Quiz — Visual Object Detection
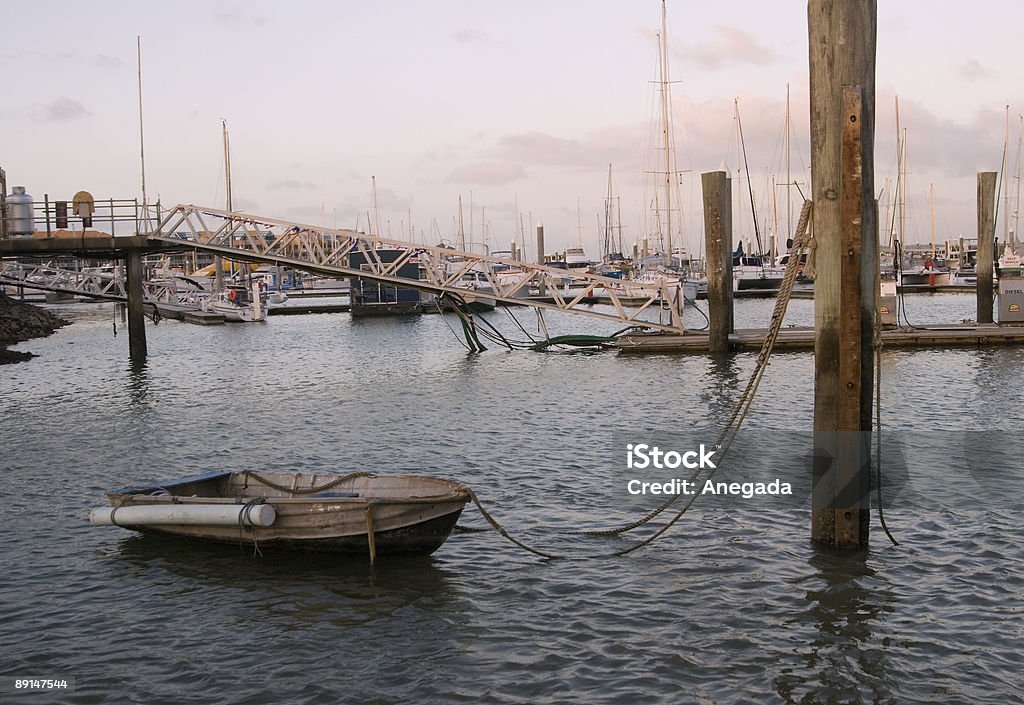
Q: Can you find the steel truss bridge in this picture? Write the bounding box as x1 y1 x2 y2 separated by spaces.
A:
0 261 180 303
1 204 689 334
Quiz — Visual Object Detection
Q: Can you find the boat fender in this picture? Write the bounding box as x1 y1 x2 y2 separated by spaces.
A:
229 288 238 303
89 503 277 527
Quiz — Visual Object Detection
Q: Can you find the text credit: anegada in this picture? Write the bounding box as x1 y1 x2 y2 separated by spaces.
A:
626 443 793 499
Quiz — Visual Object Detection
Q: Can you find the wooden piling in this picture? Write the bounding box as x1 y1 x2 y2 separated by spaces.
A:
977 171 997 324
701 171 733 352
125 248 148 361
808 0 876 548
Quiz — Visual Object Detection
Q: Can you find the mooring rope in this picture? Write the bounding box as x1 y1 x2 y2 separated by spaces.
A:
458 484 558 560
238 496 266 557
462 200 817 558
240 470 374 495
874 277 899 546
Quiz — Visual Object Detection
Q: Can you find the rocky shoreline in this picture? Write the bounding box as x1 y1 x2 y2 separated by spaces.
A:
0 292 70 364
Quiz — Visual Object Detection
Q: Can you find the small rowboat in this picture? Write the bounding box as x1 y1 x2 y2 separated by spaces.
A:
90 471 470 562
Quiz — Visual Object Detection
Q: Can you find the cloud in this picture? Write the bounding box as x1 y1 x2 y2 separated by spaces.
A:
213 6 268 28
485 126 646 175
33 97 91 122
678 25 778 70
445 162 528 186
958 59 991 81
452 29 490 46
267 179 318 190
93 54 124 69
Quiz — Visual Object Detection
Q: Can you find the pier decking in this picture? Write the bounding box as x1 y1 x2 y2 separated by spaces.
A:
617 323 1024 353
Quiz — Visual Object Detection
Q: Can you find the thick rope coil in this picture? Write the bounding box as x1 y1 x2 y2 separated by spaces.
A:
240 470 375 495
460 201 821 559
583 199 815 541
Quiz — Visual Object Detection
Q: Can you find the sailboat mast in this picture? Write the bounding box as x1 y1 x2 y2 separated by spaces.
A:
930 183 935 260
577 197 583 247
1004 105 1010 243
457 195 465 251
136 36 148 224
735 98 763 263
604 163 614 257
659 0 673 265
371 176 381 236
895 95 904 248
1015 116 1023 247
222 119 232 212
785 82 792 238
616 196 623 255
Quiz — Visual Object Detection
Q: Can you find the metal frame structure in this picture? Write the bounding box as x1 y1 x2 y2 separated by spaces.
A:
152 205 686 333
0 260 181 303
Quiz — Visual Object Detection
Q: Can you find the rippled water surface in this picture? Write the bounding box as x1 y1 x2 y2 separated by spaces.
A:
1 294 1021 704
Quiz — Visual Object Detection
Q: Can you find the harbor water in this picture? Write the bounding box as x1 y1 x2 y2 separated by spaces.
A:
1 293 1021 704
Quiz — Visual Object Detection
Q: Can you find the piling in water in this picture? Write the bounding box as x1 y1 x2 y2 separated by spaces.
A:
977 171 997 324
807 0 877 549
701 171 733 352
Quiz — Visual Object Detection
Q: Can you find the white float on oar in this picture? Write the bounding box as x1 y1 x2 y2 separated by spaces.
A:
89 503 276 528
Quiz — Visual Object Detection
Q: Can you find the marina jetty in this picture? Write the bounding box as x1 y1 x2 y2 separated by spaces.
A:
0 291 68 363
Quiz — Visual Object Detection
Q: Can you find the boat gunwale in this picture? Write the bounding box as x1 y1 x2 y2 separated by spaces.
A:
105 492 470 506
105 472 470 506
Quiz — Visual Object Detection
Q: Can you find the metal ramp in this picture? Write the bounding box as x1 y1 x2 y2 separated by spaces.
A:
151 205 687 334
0 260 183 303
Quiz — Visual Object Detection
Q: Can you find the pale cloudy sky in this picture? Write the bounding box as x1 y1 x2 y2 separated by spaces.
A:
2 1 1022 255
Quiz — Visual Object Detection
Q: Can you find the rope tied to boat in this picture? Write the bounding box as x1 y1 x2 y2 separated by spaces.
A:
460 200 821 559
238 497 266 557
240 470 374 495
457 484 558 560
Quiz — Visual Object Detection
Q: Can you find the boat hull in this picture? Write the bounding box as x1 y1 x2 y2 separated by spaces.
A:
94 472 469 557
133 507 464 555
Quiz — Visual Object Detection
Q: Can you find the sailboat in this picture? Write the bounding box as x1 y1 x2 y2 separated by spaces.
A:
201 119 269 322
732 98 784 295
629 2 698 304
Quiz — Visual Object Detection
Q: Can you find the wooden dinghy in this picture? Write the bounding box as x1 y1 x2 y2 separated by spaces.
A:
90 471 470 561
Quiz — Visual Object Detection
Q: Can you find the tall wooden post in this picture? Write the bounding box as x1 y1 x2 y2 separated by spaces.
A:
702 171 733 351
808 0 877 548
125 249 148 361
977 172 997 324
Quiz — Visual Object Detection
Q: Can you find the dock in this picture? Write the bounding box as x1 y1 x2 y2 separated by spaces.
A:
617 323 1024 353
149 299 351 324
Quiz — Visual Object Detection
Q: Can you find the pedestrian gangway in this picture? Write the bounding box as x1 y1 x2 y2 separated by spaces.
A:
0 260 180 304
150 205 688 333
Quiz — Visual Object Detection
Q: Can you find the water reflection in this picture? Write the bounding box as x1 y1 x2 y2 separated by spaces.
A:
701 353 743 419
107 533 461 627
126 358 151 409
775 546 895 703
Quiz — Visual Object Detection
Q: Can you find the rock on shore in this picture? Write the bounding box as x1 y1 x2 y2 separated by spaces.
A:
0 293 71 364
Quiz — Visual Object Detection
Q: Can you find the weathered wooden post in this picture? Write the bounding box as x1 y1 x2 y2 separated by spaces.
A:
125 248 148 361
977 172 997 324
808 0 877 548
701 171 733 352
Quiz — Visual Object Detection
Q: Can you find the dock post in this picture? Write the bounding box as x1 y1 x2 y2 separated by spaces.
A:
125 248 148 361
701 171 733 351
977 171 997 324
808 0 876 548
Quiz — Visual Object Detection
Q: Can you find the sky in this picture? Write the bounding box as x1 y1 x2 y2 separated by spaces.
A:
3 1 1023 257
